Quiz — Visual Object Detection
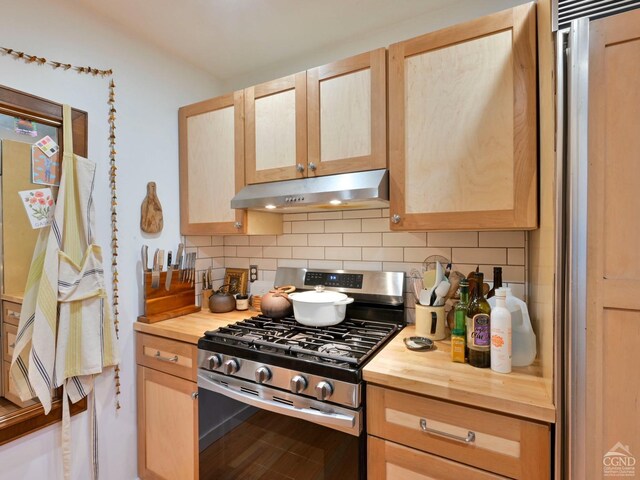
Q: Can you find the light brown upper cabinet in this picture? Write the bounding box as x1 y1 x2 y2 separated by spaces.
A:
307 48 387 176
245 73 308 184
388 3 537 231
179 92 282 235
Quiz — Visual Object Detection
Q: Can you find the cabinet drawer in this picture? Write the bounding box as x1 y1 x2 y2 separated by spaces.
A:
3 322 17 360
368 435 507 480
367 385 550 479
3 301 21 327
136 333 197 382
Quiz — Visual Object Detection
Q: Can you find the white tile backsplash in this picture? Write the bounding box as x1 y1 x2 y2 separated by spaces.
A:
344 232 382 247
291 220 325 234
186 236 212 247
361 218 390 232
382 232 426 247
324 219 362 233
292 246 325 259
479 231 525 248
188 209 528 314
342 209 382 219
236 246 263 258
198 245 224 258
249 235 277 246
223 235 250 246
277 234 308 246
427 231 478 247
326 246 362 260
362 247 404 262
308 211 342 220
308 233 343 246
403 247 452 263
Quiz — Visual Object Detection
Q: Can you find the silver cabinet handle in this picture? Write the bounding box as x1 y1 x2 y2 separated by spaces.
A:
420 418 475 444
308 162 317 171
154 351 178 363
234 221 243 229
391 214 401 224
8 311 20 318
296 163 305 173
9 343 15 349
192 392 199 399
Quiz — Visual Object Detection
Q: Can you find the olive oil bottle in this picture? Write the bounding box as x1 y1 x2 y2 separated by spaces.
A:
451 279 469 363
466 272 491 368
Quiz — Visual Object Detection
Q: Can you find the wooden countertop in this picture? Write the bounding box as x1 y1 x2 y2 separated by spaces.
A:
363 326 555 424
134 308 253 344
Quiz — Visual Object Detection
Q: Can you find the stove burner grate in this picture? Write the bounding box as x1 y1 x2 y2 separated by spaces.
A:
204 315 397 366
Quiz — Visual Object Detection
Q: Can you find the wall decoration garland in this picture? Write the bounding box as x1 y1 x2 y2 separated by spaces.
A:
1 46 121 409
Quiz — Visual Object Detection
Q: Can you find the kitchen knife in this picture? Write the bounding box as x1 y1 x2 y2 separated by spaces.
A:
190 252 196 286
189 252 196 286
141 245 149 274
175 243 184 269
151 248 160 288
165 251 173 291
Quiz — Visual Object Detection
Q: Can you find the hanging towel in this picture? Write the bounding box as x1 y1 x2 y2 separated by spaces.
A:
10 104 119 480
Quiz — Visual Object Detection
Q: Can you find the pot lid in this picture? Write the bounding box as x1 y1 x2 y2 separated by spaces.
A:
290 287 348 304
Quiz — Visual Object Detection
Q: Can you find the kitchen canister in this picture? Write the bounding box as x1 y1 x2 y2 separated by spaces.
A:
415 304 447 341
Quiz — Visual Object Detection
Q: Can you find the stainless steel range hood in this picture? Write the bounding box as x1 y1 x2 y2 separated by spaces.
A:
231 169 389 212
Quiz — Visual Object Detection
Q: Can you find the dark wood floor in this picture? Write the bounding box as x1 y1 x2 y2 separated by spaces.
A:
200 410 359 480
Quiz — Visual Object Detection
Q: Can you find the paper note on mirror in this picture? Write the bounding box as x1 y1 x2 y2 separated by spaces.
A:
19 188 55 229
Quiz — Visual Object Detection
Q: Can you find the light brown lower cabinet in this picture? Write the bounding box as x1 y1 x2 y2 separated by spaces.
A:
367 385 551 479
137 333 199 480
368 436 507 479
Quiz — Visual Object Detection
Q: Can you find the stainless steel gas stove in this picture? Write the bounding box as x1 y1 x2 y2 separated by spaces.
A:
197 267 405 480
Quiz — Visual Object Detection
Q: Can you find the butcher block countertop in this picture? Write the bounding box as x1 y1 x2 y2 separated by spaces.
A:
363 326 556 424
134 308 252 344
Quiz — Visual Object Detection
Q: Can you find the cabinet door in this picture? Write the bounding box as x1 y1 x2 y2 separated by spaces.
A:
179 91 246 235
137 365 198 480
586 10 640 479
245 73 307 184
368 436 507 480
388 3 537 231
307 48 386 177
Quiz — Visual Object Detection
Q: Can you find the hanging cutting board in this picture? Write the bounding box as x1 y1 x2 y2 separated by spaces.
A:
141 181 163 233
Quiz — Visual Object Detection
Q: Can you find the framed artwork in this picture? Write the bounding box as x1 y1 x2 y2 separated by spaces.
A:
224 268 248 295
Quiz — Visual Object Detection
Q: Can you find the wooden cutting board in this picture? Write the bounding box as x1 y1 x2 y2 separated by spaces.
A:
141 181 163 233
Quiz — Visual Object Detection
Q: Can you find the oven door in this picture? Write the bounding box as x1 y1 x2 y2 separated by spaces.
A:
198 369 365 480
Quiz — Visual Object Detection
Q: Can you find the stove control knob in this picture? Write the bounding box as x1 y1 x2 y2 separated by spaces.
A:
207 354 222 370
223 359 240 375
290 375 307 394
255 366 271 384
315 381 333 401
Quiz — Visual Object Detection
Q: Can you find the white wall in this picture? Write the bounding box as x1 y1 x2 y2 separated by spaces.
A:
221 0 528 91
0 1 220 479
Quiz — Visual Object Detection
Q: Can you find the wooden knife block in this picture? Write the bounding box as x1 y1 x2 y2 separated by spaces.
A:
137 270 201 324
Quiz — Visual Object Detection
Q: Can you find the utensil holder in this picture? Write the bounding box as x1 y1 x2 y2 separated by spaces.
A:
137 270 201 324
415 305 447 341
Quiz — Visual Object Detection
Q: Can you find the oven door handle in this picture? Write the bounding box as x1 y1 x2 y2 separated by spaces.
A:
198 370 361 436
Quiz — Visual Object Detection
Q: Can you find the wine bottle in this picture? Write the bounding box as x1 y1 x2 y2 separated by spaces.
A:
451 279 469 363
487 266 503 299
466 272 491 368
